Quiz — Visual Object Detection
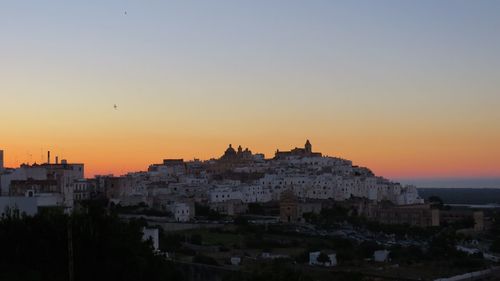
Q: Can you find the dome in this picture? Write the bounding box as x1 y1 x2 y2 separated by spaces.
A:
224 144 237 156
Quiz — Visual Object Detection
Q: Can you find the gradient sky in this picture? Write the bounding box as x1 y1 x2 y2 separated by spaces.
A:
1 1 499 180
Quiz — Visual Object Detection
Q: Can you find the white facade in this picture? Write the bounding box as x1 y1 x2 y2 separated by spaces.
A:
241 185 272 203
230 257 241 266
209 187 243 203
256 169 423 205
0 197 38 217
181 176 209 185
395 185 424 205
172 202 191 222
35 193 64 207
209 185 272 204
374 250 390 262
309 251 337 267
0 194 64 218
71 180 91 201
142 228 160 252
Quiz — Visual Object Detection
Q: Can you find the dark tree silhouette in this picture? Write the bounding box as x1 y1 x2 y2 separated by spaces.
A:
316 252 331 264
0 203 180 281
428 196 444 209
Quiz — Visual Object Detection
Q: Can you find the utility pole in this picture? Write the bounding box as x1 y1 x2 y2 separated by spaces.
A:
67 216 74 281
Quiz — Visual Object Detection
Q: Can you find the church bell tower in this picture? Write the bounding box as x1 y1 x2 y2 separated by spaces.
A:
305 140 312 154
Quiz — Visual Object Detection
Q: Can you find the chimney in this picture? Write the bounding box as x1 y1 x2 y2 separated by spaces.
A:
47 151 51 164
55 156 59 164
0 150 4 171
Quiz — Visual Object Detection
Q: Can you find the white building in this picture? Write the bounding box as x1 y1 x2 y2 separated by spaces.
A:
241 185 272 203
230 256 241 266
71 179 91 202
309 251 337 267
181 176 209 185
396 185 424 205
34 193 64 208
142 228 160 252
373 250 390 262
0 165 47 195
148 159 186 179
0 197 38 217
209 187 243 203
0 160 85 210
172 202 192 222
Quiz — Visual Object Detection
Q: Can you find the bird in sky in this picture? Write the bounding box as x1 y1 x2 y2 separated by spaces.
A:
124 11 127 15
114 104 118 110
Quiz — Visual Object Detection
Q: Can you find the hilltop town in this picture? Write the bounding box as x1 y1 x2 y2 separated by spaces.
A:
0 140 423 219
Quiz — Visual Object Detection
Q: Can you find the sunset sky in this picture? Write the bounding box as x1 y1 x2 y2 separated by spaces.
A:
1 1 499 181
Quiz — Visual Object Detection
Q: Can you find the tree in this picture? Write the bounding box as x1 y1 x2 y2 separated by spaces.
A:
195 203 223 220
359 241 381 258
193 254 219 266
229 259 313 281
336 272 364 281
428 196 444 209
247 203 265 215
491 238 500 253
195 203 209 215
0 203 180 281
302 212 319 223
489 212 500 236
190 233 203 245
234 216 248 225
317 252 331 265
428 230 458 259
160 233 184 252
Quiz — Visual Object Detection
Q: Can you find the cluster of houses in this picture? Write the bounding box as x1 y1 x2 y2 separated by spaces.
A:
0 141 424 222
0 151 85 216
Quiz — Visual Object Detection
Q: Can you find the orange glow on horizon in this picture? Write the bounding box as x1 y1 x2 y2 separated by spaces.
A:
2 135 499 180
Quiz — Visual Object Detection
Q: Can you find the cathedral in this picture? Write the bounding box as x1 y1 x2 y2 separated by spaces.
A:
220 144 254 162
274 140 322 159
